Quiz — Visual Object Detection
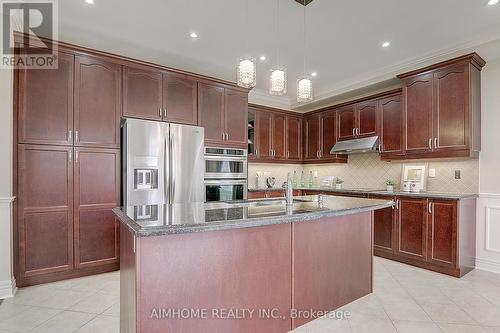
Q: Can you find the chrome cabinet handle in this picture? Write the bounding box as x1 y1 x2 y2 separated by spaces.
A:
396 199 400 210
226 132 229 141
434 138 438 149
428 138 432 149
357 128 360 136
75 131 79 143
222 132 225 140
286 151 290 158
159 108 162 117
319 150 322 158
68 149 72 163
378 143 382 152
255 148 258 156
164 108 167 118
353 128 355 136
75 150 79 163
68 130 72 142
428 202 432 214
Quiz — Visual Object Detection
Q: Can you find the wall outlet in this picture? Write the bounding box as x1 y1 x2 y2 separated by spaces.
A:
429 168 436 178
455 170 461 179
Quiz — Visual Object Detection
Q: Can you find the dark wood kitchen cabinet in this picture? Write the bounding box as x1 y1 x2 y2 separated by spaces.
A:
250 105 302 162
427 200 457 268
123 66 197 125
370 195 396 256
74 148 120 269
74 55 121 149
398 53 485 159
303 111 346 163
17 145 74 281
336 105 356 141
17 52 74 146
395 197 428 261
337 100 379 142
379 93 404 159
198 83 248 148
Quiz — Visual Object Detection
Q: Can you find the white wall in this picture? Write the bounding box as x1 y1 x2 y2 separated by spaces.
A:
0 66 16 299
476 58 500 273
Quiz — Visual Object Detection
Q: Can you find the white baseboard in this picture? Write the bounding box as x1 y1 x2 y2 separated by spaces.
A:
475 257 500 274
0 278 16 300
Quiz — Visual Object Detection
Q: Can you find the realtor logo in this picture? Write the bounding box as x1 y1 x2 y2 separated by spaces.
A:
1 0 58 69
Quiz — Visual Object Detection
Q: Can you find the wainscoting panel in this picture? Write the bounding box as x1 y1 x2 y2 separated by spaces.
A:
476 194 500 273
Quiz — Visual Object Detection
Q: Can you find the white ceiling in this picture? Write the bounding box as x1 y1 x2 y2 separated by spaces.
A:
58 0 500 110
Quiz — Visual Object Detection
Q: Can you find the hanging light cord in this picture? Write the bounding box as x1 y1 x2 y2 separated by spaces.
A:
245 0 249 53
276 0 280 66
303 0 306 77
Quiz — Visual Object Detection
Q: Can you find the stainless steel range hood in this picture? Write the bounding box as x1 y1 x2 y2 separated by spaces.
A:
330 136 380 154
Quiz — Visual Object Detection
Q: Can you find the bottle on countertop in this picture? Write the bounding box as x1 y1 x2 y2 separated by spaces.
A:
308 171 314 188
292 170 298 187
300 171 305 187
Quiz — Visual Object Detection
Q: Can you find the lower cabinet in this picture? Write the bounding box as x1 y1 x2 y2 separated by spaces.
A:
16 144 120 287
248 190 302 199
371 194 475 277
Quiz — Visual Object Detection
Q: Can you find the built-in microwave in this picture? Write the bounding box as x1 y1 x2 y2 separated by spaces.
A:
204 147 247 180
205 179 248 202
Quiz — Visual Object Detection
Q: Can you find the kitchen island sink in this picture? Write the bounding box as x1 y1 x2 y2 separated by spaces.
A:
114 195 393 333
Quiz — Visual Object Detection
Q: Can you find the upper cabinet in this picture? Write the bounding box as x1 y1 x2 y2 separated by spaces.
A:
74 55 122 148
336 106 356 141
398 53 485 159
198 83 248 148
123 66 198 125
379 93 404 158
303 114 321 161
17 52 74 146
337 101 378 141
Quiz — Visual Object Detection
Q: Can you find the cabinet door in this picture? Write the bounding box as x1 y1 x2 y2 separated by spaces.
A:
17 145 74 278
404 73 433 153
357 100 378 137
224 88 248 147
122 66 163 121
163 73 197 125
372 196 395 254
286 117 302 160
433 65 468 151
248 109 257 159
74 55 121 148
380 94 403 154
320 111 337 160
74 148 120 268
396 198 427 260
303 115 320 160
198 83 224 146
427 200 457 267
337 106 356 141
248 191 266 199
255 111 272 159
272 113 287 159
18 52 74 145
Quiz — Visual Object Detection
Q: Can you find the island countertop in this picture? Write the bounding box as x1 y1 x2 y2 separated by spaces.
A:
113 195 393 237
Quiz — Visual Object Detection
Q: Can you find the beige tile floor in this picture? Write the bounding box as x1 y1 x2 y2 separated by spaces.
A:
0 257 499 332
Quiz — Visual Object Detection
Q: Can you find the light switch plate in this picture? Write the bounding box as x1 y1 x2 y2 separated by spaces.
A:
429 168 436 178
455 170 461 179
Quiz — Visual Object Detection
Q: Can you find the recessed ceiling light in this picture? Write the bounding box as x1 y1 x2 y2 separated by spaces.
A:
259 55 266 61
189 32 198 39
382 41 391 48
311 72 317 77
85 0 94 4
488 0 499 5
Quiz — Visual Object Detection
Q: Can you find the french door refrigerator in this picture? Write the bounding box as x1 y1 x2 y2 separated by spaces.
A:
122 118 205 206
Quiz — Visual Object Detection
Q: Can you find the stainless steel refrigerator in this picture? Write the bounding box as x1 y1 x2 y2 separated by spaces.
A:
122 118 205 206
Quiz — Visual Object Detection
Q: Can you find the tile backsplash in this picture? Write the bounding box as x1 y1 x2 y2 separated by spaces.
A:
248 154 478 194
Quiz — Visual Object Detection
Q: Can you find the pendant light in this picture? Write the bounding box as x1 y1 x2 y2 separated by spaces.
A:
237 0 256 88
269 0 287 95
297 0 312 102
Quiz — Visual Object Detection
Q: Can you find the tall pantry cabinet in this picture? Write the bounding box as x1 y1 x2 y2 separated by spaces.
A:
15 49 121 287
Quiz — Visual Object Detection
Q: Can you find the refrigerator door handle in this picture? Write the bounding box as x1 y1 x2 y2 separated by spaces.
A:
170 133 176 203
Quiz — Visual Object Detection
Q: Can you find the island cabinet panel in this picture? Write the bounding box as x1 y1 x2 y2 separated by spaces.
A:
120 227 137 333
398 53 484 160
403 73 434 154
224 88 248 147
17 145 74 279
286 116 302 160
74 55 121 149
122 65 163 121
427 200 457 267
396 197 428 261
17 52 74 145
162 72 198 125
292 212 373 329
379 93 404 157
74 148 120 268
198 82 225 145
136 224 292 333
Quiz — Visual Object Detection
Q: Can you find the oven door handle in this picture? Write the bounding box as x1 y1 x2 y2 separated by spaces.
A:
204 179 247 185
204 155 248 161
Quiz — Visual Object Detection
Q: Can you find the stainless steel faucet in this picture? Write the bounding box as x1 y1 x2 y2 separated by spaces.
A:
285 173 293 206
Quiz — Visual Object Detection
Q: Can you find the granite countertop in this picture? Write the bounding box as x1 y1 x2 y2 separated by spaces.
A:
113 195 393 237
249 187 477 200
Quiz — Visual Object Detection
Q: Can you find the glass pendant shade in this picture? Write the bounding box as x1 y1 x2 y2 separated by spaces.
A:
297 76 313 102
237 57 256 88
269 66 287 95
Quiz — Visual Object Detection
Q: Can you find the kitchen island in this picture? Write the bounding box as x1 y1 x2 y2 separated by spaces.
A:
114 195 393 333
